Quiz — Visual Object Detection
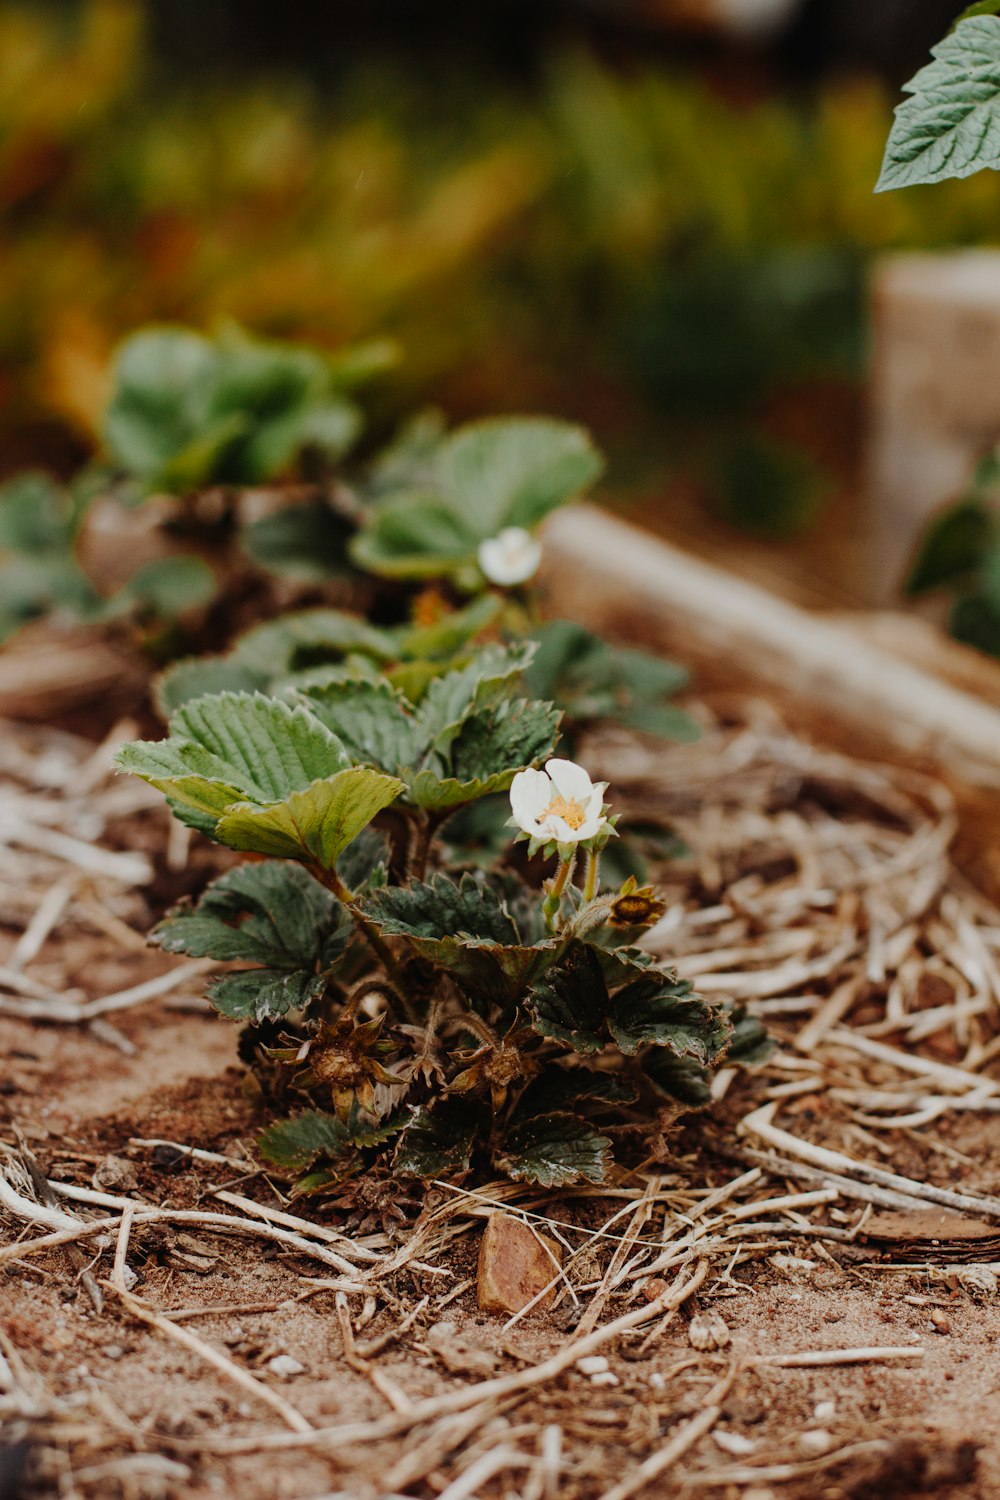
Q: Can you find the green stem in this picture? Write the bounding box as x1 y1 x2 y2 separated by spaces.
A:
312 864 408 995
583 849 601 903
542 856 575 933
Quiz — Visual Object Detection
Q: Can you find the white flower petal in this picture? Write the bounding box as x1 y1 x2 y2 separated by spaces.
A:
510 767 553 834
478 527 543 587
544 758 594 804
541 814 579 843
575 813 607 841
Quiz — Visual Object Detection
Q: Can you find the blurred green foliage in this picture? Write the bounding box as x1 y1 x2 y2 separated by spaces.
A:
5 0 1000 534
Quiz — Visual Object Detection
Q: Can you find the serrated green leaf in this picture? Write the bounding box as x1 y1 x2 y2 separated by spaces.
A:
642 1051 713 1107
495 1112 610 1186
393 1098 484 1176
609 974 732 1061
906 500 995 595
207 967 327 1022
956 2 1000 23
416 643 536 747
168 692 351 801
350 494 475 579
155 860 346 966
877 17 1000 191
361 873 520 946
232 609 399 677
429 697 561 803
399 592 501 661
518 1066 637 1115
361 873 556 1006
338 825 392 894
258 1110 353 1171
154 861 351 1021
0 471 78 553
725 1005 774 1067
118 692 403 864
526 946 609 1055
299 678 419 773
215 765 404 864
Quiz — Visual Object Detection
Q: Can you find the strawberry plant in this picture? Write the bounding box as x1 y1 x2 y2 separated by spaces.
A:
118 644 767 1190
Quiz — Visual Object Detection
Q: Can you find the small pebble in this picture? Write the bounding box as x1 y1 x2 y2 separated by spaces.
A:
590 1371 619 1387
649 1372 666 1392
799 1429 834 1455
576 1355 610 1375
688 1309 731 1352
929 1309 951 1335
267 1355 305 1380
713 1431 756 1456
105 1345 124 1362
814 1400 837 1422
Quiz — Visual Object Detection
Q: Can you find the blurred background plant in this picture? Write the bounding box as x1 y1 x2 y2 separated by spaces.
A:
3 0 995 554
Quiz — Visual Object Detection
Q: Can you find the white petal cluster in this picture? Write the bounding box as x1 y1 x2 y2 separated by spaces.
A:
477 526 542 587
509 758 607 845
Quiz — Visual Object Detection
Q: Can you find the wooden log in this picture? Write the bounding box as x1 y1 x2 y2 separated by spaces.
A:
543 505 1000 789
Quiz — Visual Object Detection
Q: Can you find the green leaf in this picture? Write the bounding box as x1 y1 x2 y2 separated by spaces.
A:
495 1112 611 1186
103 326 369 494
410 697 560 813
518 1066 637 1114
215 765 404 865
299 678 420 774
949 588 1000 656
393 1098 483 1176
956 3 1000 23
119 556 216 618
117 691 403 864
352 416 603 581
241 498 356 581
0 471 77 553
440 417 604 535
232 609 398 677
642 1052 712 1107
524 622 697 744
416 643 536 746
169 692 351 801
361 874 555 1006
526 946 610 1055
906 500 994 595
877 17 1000 191
153 861 351 1020
350 493 475 579
398 592 501 662
258 1111 353 1172
361 873 520 946
609 974 732 1061
155 658 269 718
725 1005 774 1068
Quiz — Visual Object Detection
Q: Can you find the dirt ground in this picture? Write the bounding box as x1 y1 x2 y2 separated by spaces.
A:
4 707 1000 1500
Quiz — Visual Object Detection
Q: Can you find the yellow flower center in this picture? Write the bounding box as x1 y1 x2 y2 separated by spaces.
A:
544 794 586 830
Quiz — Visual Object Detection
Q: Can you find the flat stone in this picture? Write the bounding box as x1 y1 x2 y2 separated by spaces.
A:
477 1212 562 1317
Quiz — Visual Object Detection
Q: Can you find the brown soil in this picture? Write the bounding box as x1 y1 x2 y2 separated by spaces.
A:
4 712 1000 1500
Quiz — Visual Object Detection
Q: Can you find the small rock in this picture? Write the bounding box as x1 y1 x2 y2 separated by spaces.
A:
929 1309 951 1335
688 1309 731 1351
104 1345 125 1362
643 1277 669 1303
92 1155 139 1193
814 1399 837 1422
477 1213 562 1317
799 1429 834 1455
590 1371 620 1387
267 1355 305 1380
714 1430 756 1457
649 1372 666 1392
769 1253 817 1281
576 1355 610 1375
425 1322 499 1377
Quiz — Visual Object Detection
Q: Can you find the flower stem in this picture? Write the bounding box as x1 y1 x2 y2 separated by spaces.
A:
583 849 601 903
542 857 575 933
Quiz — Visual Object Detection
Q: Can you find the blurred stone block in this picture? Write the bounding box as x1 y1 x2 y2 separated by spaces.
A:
477 1212 562 1316
868 251 1000 602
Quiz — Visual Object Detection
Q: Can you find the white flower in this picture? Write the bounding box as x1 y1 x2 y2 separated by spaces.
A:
509 758 608 845
477 526 542 587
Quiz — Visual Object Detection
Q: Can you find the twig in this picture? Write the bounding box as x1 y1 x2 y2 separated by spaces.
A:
596 1371 736 1500
106 1283 313 1434
110 1205 134 1293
